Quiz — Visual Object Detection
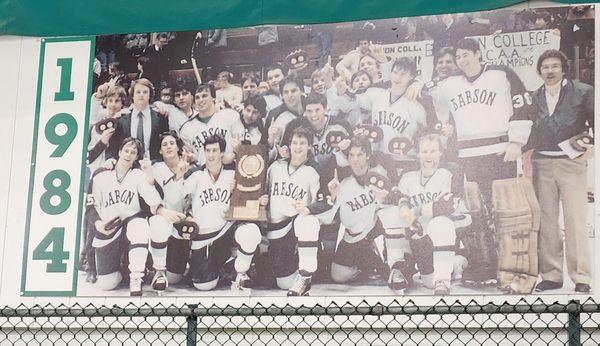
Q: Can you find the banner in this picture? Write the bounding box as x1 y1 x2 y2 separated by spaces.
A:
383 41 435 80
1 4 597 301
473 29 562 90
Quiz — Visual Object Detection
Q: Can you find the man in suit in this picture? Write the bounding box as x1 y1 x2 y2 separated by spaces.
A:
527 49 594 293
107 78 169 161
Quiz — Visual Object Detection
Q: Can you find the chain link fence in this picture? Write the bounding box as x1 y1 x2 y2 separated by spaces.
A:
1 298 599 345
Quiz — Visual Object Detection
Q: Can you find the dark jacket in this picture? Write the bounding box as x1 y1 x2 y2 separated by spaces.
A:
527 79 594 153
107 108 169 161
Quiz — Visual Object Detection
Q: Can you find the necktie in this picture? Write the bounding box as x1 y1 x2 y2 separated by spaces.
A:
136 112 145 145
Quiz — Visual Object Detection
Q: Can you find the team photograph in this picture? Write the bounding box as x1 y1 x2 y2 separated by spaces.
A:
77 4 596 297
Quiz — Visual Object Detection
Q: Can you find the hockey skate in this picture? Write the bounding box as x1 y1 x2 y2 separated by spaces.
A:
287 274 311 296
231 273 252 294
151 270 168 296
388 268 408 293
130 277 143 297
434 280 450 295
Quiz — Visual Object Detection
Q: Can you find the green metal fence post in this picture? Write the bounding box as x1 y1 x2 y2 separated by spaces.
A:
568 300 581 346
187 304 198 346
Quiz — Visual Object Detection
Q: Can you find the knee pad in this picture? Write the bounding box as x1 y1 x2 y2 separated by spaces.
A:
426 216 456 247
330 262 360 283
276 271 297 290
294 215 319 241
235 223 261 253
166 271 183 285
96 271 122 291
193 277 219 291
126 218 150 244
149 215 172 243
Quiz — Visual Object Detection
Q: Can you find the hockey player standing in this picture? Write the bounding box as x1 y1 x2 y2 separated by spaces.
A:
435 38 536 284
178 84 245 166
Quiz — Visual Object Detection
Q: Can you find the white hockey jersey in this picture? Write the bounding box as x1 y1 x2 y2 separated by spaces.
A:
437 64 534 158
328 175 379 243
358 87 427 161
311 116 351 168
398 168 452 210
91 168 162 222
267 159 320 223
178 109 244 165
183 168 235 234
151 161 185 213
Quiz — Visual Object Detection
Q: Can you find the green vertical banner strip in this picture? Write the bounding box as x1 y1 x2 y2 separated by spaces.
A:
21 36 94 296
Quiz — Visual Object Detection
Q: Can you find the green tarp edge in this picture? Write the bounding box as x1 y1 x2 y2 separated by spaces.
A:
0 0 594 37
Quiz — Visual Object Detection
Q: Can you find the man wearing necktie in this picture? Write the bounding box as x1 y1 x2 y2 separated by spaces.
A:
107 78 169 161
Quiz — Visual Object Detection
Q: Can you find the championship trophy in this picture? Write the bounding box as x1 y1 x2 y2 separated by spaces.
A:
225 144 268 221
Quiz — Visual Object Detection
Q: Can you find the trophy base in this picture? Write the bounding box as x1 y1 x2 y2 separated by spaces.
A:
225 201 267 222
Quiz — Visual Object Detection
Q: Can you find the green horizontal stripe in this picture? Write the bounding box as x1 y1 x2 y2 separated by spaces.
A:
1 0 591 36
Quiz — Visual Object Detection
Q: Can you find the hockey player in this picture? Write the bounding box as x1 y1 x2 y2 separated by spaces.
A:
263 64 285 112
326 136 409 292
436 38 534 197
265 76 306 158
236 95 269 146
178 84 245 166
215 70 243 110
87 138 184 296
145 131 192 288
84 84 128 284
88 85 129 172
266 126 328 296
174 135 263 291
433 38 536 284
338 57 429 178
241 76 260 102
395 134 471 295
278 93 353 281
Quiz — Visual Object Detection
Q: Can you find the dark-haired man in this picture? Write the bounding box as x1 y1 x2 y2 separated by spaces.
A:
528 49 594 293
266 127 329 296
435 38 536 285
325 136 408 292
179 84 244 165
173 135 264 291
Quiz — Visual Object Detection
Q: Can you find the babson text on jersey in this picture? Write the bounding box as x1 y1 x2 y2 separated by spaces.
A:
346 191 375 212
192 127 228 151
374 111 410 133
197 187 231 207
270 182 308 200
104 189 136 207
450 89 497 112
409 191 442 207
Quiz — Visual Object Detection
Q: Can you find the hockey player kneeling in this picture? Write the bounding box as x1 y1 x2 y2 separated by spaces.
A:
266 127 329 296
325 137 406 293
395 134 472 295
171 135 264 292
88 138 186 296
